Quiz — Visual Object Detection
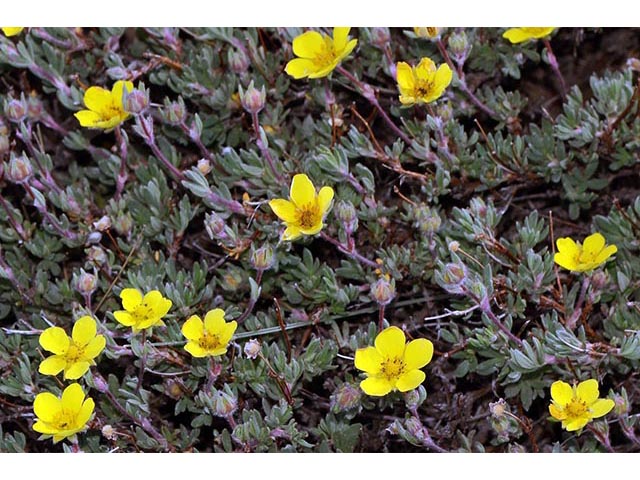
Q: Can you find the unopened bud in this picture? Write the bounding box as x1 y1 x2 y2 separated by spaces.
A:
74 268 97 295
26 94 44 120
251 244 276 271
92 215 111 232
101 424 117 441
204 211 227 240
221 268 243 291
4 97 28 123
335 200 358 234
414 205 441 234
371 277 396 306
228 48 250 74
436 101 453 122
212 387 238 417
162 98 187 125
404 385 427 410
197 158 212 175
243 339 261 359
413 27 441 39
371 27 390 48
591 270 608 291
449 31 469 61
404 416 426 443
113 213 133 236
239 81 266 115
439 262 468 294
6 154 33 183
87 246 107 265
330 383 362 413
124 88 149 115
613 392 629 416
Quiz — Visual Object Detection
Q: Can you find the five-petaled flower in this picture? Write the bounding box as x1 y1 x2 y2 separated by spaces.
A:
554 232 617 273
269 173 334 242
182 308 238 358
285 27 357 79
413 27 441 39
2 27 24 37
396 57 452 106
503 27 555 44
38 316 106 380
74 80 134 130
549 379 614 431
33 383 95 443
354 326 433 396
113 288 172 332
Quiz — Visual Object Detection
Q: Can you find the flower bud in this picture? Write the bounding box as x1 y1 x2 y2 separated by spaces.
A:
87 246 107 265
162 98 187 125
404 385 427 411
124 88 149 115
438 262 468 294
4 97 28 123
613 392 629 416
414 205 441 234
335 200 358 235
330 383 362 413
74 268 97 296
204 211 227 240
239 81 266 115
113 213 133 236
590 270 608 291
371 277 396 306
404 416 426 443
243 339 261 359
436 101 453 123
26 94 44 120
0 125 10 156
228 48 250 74
6 154 33 184
197 158 212 175
212 387 238 418
251 243 276 271
371 27 390 48
448 31 470 62
92 215 112 232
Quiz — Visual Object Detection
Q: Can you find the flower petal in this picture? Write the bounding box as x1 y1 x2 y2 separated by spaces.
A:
396 62 415 92
354 346 383 374
282 225 302 242
84 336 106 359
285 58 318 79
111 80 134 108
589 398 614 419
120 288 142 311
549 403 567 420
33 420 59 435
113 310 135 327
76 397 95 428
415 57 437 81
184 341 208 358
33 392 62 422
204 309 226 333
503 28 533 44
316 186 334 218
433 63 453 92
182 315 204 341
359 376 394 396
332 27 351 51
269 199 298 223
83 86 112 113
38 356 66 377
374 326 406 358
556 237 578 255
292 31 324 59
550 380 573 405
576 379 599 404
403 338 434 370
74 110 103 127
564 416 590 432
39 327 70 355
593 244 617 265
337 38 358 62
72 316 97 347
219 320 238 345
64 361 91 380
290 173 316 207
61 383 85 416
582 233 605 258
298 221 324 236
395 369 426 392
553 252 578 271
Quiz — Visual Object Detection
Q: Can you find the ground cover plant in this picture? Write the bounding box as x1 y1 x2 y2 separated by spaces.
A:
0 27 639 453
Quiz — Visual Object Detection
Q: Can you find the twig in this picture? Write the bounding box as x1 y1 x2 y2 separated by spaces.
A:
274 298 292 363
319 231 378 269
543 39 567 99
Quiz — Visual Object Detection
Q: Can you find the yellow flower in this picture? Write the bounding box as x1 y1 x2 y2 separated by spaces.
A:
503 27 555 44
554 232 617 273
74 80 134 130
354 326 434 397
38 316 106 380
113 288 172 332
396 57 452 106
33 383 95 443
549 379 614 431
2 27 24 37
413 27 440 39
181 308 238 358
269 173 334 242
285 27 358 79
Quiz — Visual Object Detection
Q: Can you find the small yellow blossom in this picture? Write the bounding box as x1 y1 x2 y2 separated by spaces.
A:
503 27 555 44
113 288 172 332
554 232 617 273
33 383 95 443
38 316 106 380
285 27 358 79
355 326 433 397
549 379 614 431
269 173 334 242
2 27 24 37
396 57 452 106
74 80 134 130
182 308 238 358
413 27 441 39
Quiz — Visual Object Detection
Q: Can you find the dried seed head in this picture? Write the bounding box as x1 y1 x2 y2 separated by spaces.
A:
162 98 187 125
92 215 112 232
251 244 276 271
371 277 396 306
4 97 28 123
212 388 238 417
74 268 97 295
204 211 227 240
124 88 149 115
243 339 261 359
197 158 212 175
6 154 33 184
330 383 362 413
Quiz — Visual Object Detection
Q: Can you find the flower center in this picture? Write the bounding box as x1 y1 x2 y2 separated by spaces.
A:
133 303 156 323
312 38 337 68
297 204 319 229
415 80 434 99
577 247 597 264
65 343 85 363
52 409 76 431
380 356 406 381
198 332 221 351
565 399 588 418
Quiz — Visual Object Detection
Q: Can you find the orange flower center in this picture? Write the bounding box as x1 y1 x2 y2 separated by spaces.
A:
380 356 406 381
297 204 319 229
198 332 222 351
565 398 588 418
